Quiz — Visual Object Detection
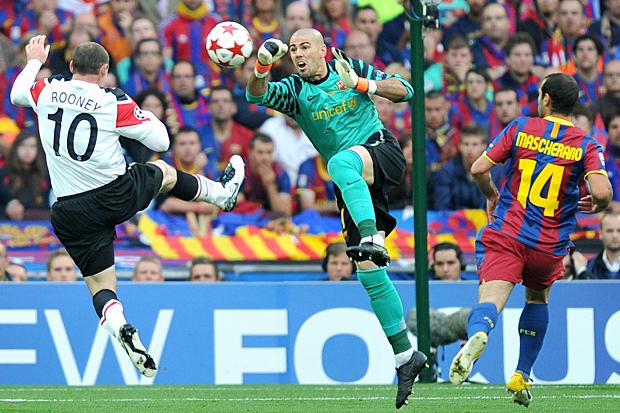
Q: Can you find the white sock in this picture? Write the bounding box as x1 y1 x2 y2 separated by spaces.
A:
100 299 127 338
193 174 226 204
360 233 385 247
395 347 414 368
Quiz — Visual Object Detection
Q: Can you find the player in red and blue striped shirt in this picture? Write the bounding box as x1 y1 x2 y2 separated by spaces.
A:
449 73 612 406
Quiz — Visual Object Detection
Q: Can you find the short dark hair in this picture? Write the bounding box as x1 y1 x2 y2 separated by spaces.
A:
432 242 462 263
175 126 200 143
573 33 604 57
465 67 491 84
505 32 536 56
325 242 347 259
172 59 196 77
72 42 109 75
572 102 593 123
461 123 488 142
494 86 519 102
135 38 161 56
250 132 273 149
353 5 377 21
189 256 220 279
134 87 168 112
425 90 445 100
446 34 471 51
209 84 233 99
603 110 620 131
541 73 579 115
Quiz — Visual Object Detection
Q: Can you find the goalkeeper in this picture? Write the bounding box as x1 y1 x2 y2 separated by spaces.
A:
247 28 426 409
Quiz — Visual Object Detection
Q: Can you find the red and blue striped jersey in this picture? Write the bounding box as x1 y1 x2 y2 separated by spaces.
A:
485 115 608 255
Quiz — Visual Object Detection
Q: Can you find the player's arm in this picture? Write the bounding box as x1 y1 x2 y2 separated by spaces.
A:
332 48 413 102
581 139 613 213
584 173 612 213
471 155 500 199
247 38 289 98
10 35 50 108
114 94 170 152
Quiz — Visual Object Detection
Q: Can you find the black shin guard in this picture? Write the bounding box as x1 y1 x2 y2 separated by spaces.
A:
169 170 199 201
93 289 118 318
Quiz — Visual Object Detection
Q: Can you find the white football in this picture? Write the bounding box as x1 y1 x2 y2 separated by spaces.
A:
206 21 253 67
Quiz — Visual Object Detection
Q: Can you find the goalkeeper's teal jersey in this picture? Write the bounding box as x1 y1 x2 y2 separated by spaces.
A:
246 58 414 161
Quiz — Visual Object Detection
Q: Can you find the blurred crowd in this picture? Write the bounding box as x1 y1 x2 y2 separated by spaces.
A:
0 0 619 281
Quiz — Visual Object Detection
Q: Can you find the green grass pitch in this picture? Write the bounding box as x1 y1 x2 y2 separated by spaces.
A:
1 384 618 412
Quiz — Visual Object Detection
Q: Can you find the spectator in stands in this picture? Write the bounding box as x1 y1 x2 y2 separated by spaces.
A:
442 34 474 103
241 132 292 217
572 34 605 106
432 123 491 211
116 16 160 85
588 0 620 55
518 0 559 53
206 85 253 175
158 127 217 224
167 61 212 144
248 0 281 45
189 257 223 282
10 0 73 52
48 27 93 77
259 116 317 184
46 248 77 282
162 0 222 89
344 30 386 70
494 32 540 115
120 88 170 164
316 0 351 53
586 212 620 279
572 103 594 132
353 5 402 66
539 0 587 73
296 154 337 214
591 60 620 133
430 242 464 281
2 33 37 131
443 0 487 43
97 0 138 65
73 11 101 42
388 134 412 209
488 87 522 138
471 2 511 79
425 91 457 173
7 260 28 282
323 242 354 281
450 68 493 132
121 39 171 98
283 1 313 41
133 255 164 282
232 55 272 129
0 243 8 281
0 130 51 220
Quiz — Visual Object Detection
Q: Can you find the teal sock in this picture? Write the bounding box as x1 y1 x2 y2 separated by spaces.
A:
357 267 410 354
327 150 376 235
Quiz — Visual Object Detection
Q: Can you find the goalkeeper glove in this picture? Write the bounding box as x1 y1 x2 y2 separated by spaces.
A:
255 38 288 78
332 47 376 94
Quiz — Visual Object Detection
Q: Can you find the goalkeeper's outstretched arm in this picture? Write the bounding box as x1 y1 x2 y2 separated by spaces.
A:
247 38 288 97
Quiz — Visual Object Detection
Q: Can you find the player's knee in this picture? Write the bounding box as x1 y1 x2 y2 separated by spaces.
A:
149 160 176 188
525 288 548 304
327 150 360 180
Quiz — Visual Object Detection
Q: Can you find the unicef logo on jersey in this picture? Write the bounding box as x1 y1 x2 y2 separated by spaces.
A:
599 153 606 168
133 106 147 121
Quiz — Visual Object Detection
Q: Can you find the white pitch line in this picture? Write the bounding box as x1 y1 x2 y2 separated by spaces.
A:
1 395 619 403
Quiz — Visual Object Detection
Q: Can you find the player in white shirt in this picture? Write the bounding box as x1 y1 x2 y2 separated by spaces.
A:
10 36 245 378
